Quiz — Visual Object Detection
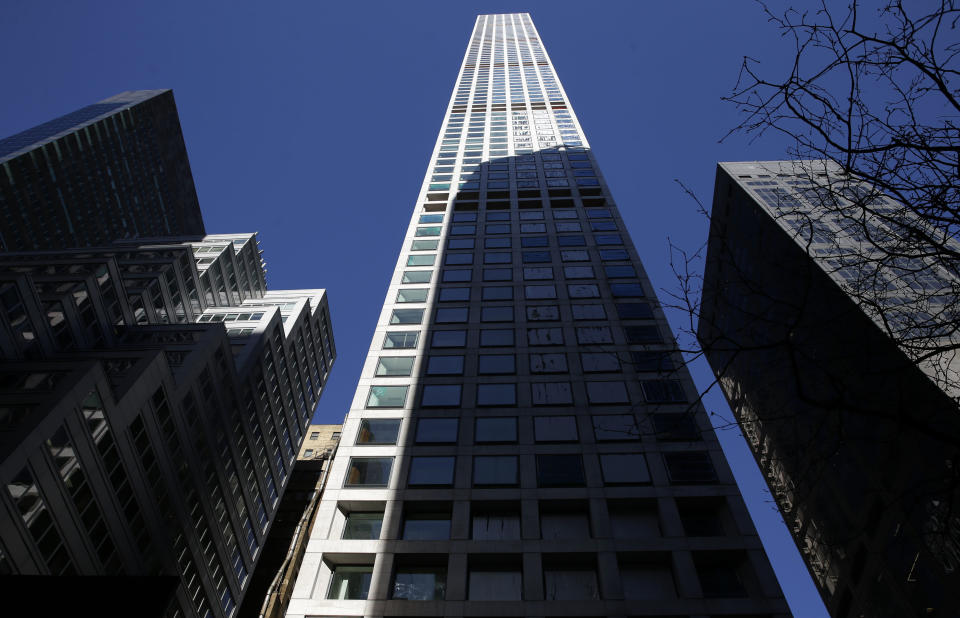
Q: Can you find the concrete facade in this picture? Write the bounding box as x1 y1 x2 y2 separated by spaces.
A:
286 14 788 618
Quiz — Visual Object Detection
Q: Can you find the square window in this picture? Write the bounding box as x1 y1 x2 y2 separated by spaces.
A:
595 234 623 245
448 238 475 249
590 220 617 231
558 235 586 247
525 284 557 300
367 385 408 408
419 214 443 224
357 419 402 444
568 284 600 298
421 384 462 407
483 268 513 281
383 331 419 349
486 224 511 234
475 417 518 443
482 286 513 301
576 326 613 344
442 269 472 283
486 211 510 221
472 506 521 540
484 251 512 264
411 239 439 250
563 266 595 279
592 415 640 441
580 352 621 372
451 225 476 235
586 381 631 404
328 565 373 599
599 248 629 260
396 288 428 303
402 510 452 541
480 329 514 347
409 456 456 486
543 567 599 601
401 270 432 284
586 208 612 218
416 226 442 237
391 308 423 324
407 254 435 267
611 283 645 297
553 209 578 219
600 454 650 484
653 413 701 441
521 223 547 233
484 237 511 248
520 211 545 221
438 287 470 302
523 267 554 281
342 512 383 539
478 354 516 374
532 382 574 405
391 562 447 600
527 305 560 321
521 237 549 248
534 416 578 442
445 253 474 265
625 325 662 343
632 351 675 372
530 353 568 373
555 221 582 232
560 249 589 262
431 329 466 348
604 265 637 278
476 383 516 406
527 327 563 346
617 302 654 319
427 355 465 375
537 454 585 486
664 452 717 483
641 380 687 402
468 569 522 601
522 250 551 263
345 457 394 487
435 307 468 323
416 418 459 443
375 357 414 376
473 456 519 486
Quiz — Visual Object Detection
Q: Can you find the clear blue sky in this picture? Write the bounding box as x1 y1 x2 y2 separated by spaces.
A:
1 2 826 614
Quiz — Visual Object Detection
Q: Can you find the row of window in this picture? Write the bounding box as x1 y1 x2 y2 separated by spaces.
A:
352 413 698 446
406 252 634 275
366 379 686 409
343 451 716 488
325 550 750 601
417 208 613 226
391 285 642 317
375 349 675 377
338 496 729 543
381 322 663 350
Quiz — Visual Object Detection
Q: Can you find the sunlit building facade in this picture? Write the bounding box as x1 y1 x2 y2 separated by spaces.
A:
286 13 788 618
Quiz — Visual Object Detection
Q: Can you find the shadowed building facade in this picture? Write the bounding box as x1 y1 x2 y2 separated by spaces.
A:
0 93 336 618
0 90 205 252
285 14 788 618
699 161 960 617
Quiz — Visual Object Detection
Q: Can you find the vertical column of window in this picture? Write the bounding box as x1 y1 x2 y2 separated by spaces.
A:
151 389 237 617
223 404 263 555
45 426 124 573
80 391 159 572
5 466 76 575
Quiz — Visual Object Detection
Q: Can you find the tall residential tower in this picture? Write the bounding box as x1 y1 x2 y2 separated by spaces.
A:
286 14 788 618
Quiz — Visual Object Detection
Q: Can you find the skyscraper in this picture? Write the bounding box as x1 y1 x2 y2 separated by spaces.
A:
0 90 205 251
285 14 788 618
0 93 336 618
699 161 960 616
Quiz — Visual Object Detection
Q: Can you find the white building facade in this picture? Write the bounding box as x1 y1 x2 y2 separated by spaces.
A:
288 14 788 618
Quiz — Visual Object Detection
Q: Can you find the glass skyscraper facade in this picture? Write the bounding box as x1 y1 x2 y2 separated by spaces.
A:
286 14 789 618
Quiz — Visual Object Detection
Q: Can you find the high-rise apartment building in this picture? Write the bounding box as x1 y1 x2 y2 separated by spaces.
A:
0 93 336 618
699 161 960 616
286 14 788 618
0 90 205 251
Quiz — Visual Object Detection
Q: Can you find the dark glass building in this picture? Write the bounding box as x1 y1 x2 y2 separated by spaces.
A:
700 160 960 617
0 90 205 251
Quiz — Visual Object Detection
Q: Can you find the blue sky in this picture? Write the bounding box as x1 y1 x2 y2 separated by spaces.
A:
1 1 826 614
